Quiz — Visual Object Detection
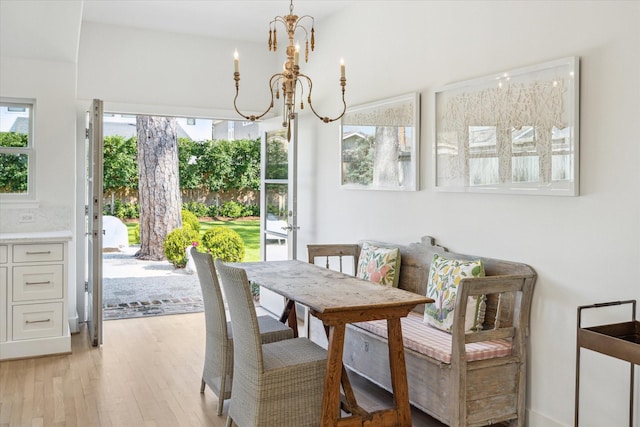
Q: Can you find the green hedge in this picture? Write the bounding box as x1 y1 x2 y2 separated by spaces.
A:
104 201 259 220
103 136 262 195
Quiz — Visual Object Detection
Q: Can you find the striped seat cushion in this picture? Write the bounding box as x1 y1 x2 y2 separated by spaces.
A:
352 312 512 364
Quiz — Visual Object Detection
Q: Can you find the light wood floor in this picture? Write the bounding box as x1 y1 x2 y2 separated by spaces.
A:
0 313 447 427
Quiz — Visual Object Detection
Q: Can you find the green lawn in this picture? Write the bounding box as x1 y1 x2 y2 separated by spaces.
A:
126 219 261 262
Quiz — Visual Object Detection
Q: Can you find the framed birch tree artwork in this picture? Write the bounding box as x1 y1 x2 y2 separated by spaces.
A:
434 56 580 196
340 92 420 191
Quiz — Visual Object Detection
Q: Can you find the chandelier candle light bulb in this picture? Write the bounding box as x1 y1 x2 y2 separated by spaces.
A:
231 0 347 140
234 49 239 73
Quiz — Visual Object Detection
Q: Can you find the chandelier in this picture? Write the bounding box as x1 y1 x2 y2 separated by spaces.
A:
233 0 347 140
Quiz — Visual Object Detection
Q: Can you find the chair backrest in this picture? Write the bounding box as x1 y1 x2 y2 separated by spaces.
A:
215 260 264 375
307 244 360 275
191 248 229 342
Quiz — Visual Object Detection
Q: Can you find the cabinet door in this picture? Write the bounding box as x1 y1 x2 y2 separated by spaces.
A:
12 302 63 340
0 267 6 342
13 265 64 301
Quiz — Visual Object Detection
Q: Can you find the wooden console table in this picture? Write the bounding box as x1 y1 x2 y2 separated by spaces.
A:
575 300 639 427
234 260 431 427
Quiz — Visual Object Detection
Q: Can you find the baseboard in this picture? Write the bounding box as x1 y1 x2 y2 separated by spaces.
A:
68 312 80 334
528 408 567 427
0 334 71 360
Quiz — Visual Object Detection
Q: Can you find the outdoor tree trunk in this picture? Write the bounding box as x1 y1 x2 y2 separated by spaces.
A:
135 116 182 260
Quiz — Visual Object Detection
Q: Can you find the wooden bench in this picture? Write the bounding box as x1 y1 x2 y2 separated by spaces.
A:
307 236 537 427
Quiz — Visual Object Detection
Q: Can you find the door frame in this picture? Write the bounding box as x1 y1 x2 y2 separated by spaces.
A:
86 99 103 346
259 115 299 262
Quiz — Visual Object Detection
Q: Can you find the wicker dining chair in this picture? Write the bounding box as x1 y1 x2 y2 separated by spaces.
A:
215 259 328 427
190 248 294 415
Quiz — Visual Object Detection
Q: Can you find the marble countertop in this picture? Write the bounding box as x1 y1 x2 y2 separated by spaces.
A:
0 230 73 243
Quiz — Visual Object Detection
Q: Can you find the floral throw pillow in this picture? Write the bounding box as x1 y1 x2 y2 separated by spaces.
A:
423 254 486 333
356 242 401 287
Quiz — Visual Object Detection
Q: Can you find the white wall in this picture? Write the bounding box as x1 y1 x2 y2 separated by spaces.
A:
77 21 278 116
0 56 78 328
5 1 635 425
297 2 640 426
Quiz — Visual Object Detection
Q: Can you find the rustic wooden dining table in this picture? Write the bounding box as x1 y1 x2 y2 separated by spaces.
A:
231 259 432 427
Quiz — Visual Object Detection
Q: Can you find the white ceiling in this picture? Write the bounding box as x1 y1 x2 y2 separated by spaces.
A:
81 0 354 42
0 0 352 64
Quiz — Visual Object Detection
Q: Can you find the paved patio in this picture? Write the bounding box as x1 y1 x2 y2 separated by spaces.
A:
102 246 204 320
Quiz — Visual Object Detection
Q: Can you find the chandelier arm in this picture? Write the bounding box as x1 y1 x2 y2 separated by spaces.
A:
294 15 314 29
293 25 309 40
293 16 314 34
271 17 287 27
299 73 347 124
295 76 306 104
233 73 282 122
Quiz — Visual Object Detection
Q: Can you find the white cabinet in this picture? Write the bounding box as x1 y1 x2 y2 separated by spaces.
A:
0 235 71 360
0 253 7 343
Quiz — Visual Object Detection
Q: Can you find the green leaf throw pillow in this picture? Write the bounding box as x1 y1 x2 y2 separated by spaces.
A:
423 254 486 333
356 242 401 287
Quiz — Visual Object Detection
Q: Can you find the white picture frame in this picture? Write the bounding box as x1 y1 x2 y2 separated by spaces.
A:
433 56 580 196
340 92 420 191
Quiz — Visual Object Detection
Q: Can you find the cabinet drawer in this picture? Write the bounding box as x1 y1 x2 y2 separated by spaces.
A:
13 243 64 263
13 265 63 302
13 302 63 340
0 245 7 264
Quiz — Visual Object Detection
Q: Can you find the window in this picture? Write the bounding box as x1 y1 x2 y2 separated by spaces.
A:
0 99 35 199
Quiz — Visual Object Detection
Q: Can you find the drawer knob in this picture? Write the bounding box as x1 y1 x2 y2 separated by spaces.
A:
26 251 52 255
25 319 51 324
26 281 52 286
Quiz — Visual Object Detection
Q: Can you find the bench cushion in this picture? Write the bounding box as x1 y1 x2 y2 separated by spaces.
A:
353 312 512 364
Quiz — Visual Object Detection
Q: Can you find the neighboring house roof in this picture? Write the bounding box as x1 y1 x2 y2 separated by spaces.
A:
342 131 368 141
103 121 191 140
9 117 29 134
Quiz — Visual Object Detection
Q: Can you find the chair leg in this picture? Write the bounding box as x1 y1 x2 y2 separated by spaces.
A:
200 378 206 393
217 395 224 416
218 370 227 416
225 416 233 427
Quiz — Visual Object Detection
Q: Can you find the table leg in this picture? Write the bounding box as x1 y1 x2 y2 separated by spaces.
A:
321 324 346 427
279 298 298 337
387 317 411 426
323 325 361 416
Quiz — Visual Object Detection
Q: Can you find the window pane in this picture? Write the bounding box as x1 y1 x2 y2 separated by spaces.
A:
468 126 498 186
469 126 497 155
512 156 540 183
342 125 374 185
0 104 30 147
265 129 288 180
552 154 572 181
469 157 499 186
512 126 536 154
0 153 28 193
0 131 29 148
265 183 288 234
